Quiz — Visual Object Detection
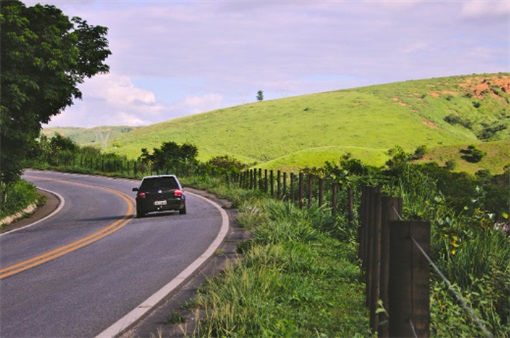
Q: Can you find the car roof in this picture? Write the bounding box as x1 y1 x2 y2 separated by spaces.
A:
141 175 178 180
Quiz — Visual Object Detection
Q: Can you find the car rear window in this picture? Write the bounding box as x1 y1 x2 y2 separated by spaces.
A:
140 177 179 190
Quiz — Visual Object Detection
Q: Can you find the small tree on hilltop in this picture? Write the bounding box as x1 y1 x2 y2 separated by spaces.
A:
257 90 264 102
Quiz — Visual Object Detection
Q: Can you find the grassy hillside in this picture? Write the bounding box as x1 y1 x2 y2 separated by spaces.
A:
70 73 510 173
42 126 138 149
416 140 510 175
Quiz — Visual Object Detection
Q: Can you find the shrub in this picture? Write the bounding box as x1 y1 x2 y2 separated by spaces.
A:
0 179 40 220
444 114 461 125
444 114 473 129
411 145 427 160
444 159 456 170
461 145 486 163
477 122 508 141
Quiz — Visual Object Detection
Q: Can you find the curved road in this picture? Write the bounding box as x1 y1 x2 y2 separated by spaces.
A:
0 170 228 338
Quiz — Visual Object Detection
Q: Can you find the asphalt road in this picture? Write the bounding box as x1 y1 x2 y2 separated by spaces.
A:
0 170 228 338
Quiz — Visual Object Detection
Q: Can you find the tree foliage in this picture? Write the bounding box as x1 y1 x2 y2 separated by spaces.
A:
460 145 486 163
138 141 199 172
256 90 264 102
0 0 111 199
206 155 248 174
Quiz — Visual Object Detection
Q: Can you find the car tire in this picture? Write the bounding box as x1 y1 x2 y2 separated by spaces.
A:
136 207 145 218
179 205 187 215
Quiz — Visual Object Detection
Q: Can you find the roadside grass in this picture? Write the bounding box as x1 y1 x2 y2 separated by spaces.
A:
0 179 41 227
183 177 371 337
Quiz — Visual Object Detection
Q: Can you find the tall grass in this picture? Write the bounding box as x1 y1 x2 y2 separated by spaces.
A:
192 197 370 337
0 179 41 222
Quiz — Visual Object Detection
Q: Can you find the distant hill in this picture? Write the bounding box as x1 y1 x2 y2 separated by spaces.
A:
52 73 510 174
42 126 138 149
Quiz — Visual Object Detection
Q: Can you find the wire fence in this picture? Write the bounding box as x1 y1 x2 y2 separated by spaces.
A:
360 187 494 338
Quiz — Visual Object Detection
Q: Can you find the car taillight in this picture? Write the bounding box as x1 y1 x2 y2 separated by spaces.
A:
139 192 146 198
174 189 183 197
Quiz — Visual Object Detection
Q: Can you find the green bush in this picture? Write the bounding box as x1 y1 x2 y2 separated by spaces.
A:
461 145 486 163
444 114 473 129
0 179 40 221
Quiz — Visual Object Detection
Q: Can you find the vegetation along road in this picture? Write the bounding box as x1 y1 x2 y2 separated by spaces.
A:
0 170 228 338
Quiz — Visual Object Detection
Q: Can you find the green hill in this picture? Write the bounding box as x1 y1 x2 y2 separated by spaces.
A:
42 126 138 149
51 73 510 174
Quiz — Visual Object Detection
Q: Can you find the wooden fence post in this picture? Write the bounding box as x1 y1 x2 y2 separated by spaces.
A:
331 182 338 216
347 187 354 224
264 169 268 193
389 220 430 338
290 173 295 204
298 172 304 208
318 178 324 208
283 172 287 200
359 186 371 272
307 174 313 208
368 188 382 333
277 171 281 198
258 169 263 191
379 196 403 337
270 170 274 197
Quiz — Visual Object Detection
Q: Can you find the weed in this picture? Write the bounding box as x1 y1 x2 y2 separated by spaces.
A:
191 195 370 337
167 312 186 324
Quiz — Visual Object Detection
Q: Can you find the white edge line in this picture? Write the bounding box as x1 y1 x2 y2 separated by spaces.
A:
0 188 65 238
96 191 230 338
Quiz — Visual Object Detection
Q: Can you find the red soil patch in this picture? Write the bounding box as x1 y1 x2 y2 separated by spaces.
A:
393 97 408 106
421 120 438 129
459 75 510 99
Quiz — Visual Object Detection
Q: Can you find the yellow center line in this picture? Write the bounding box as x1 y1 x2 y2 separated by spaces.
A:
0 176 135 279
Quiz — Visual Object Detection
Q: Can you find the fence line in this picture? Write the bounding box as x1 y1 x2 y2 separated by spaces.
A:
236 168 352 219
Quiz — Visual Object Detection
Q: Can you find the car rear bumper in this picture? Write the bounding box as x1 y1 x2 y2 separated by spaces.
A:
137 198 185 213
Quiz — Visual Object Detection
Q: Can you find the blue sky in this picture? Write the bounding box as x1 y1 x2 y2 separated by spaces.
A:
23 0 510 128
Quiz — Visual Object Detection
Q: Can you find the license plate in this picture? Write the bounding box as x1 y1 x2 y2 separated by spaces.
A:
154 200 167 206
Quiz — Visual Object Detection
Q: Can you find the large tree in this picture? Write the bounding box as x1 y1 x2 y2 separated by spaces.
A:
0 0 111 203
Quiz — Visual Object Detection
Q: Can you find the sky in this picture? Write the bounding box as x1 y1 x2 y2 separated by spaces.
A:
22 0 510 128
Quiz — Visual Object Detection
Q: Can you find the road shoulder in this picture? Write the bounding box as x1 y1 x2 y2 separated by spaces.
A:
0 189 60 234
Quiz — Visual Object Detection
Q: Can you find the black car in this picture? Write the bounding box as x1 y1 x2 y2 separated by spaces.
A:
132 175 186 218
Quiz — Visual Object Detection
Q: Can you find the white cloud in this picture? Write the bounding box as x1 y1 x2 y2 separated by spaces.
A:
46 74 165 127
364 0 425 10
174 94 223 116
460 1 509 20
